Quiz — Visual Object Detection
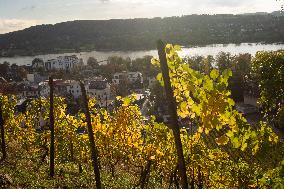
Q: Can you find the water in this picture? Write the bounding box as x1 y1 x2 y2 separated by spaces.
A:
1 43 283 66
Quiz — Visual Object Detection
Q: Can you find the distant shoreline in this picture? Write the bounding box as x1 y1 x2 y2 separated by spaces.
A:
1 42 284 58
1 43 284 66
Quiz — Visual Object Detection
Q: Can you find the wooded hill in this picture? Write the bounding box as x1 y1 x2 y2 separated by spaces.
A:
0 12 283 56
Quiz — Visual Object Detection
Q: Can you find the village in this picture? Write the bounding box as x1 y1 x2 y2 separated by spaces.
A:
0 52 269 130
0 55 167 123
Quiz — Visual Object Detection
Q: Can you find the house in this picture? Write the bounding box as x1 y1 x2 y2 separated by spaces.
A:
112 71 144 95
26 73 48 84
88 78 112 107
38 79 88 99
39 79 68 97
44 55 82 71
44 59 58 70
17 84 40 98
65 80 88 99
128 72 143 83
112 71 143 85
112 72 127 85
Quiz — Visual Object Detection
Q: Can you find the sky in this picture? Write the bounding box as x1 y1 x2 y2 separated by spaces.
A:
0 0 282 34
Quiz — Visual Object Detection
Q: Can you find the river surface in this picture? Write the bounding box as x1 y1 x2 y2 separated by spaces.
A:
1 43 284 66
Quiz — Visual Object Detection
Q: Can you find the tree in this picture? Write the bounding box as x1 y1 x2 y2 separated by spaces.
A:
186 56 204 72
0 62 10 78
32 58 44 67
216 52 233 72
17 67 28 80
87 57 99 68
202 55 214 75
131 56 159 78
229 53 252 102
32 58 45 73
252 51 284 127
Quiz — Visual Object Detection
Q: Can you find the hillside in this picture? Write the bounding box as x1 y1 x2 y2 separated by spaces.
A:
0 13 284 56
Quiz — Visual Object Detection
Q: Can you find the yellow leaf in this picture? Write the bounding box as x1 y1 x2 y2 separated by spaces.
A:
216 135 229 145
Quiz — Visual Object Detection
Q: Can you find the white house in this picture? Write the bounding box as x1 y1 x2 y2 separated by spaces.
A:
44 55 82 71
65 80 84 99
26 73 47 84
44 59 59 70
112 72 127 84
128 72 143 83
39 79 89 99
88 79 111 100
88 78 112 107
112 71 143 85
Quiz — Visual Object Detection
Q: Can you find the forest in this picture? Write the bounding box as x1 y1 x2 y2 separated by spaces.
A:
0 12 284 56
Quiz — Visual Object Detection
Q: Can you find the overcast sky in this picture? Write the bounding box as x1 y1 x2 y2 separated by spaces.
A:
0 0 282 34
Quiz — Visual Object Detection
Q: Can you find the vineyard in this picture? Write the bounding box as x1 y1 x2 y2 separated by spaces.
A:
0 43 283 189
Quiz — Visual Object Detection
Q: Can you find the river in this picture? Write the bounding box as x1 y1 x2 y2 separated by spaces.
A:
1 43 283 66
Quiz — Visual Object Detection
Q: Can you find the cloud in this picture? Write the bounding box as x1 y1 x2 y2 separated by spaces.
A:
0 0 280 33
0 18 40 34
21 5 36 11
205 0 246 7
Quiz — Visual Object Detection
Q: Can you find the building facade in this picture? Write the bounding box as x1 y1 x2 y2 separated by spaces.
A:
44 55 82 71
112 71 143 85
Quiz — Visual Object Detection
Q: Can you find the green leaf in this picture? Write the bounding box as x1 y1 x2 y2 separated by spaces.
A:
210 69 219 80
203 77 213 91
231 137 241 148
226 130 234 138
156 73 163 82
222 69 232 79
151 58 160 66
241 142 248 151
227 98 235 107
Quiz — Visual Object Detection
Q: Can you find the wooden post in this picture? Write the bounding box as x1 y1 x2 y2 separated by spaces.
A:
0 101 6 161
49 77 55 177
157 40 188 189
80 81 102 189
